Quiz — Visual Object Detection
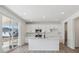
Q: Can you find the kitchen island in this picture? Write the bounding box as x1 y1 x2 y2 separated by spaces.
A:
26 31 60 51
28 37 59 51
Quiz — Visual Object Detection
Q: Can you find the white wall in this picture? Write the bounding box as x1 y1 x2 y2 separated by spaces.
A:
67 19 75 49
74 18 79 47
18 21 27 46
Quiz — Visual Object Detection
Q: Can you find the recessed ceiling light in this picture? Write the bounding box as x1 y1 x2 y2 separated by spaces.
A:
56 19 59 21
43 16 46 19
24 13 27 15
61 12 65 14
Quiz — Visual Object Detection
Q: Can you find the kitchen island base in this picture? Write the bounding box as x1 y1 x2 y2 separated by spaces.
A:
28 38 59 51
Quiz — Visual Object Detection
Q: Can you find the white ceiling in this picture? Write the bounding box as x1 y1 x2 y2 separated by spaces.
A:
5 5 79 22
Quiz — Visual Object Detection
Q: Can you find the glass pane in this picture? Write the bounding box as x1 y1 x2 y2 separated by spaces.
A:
11 19 18 48
2 16 11 52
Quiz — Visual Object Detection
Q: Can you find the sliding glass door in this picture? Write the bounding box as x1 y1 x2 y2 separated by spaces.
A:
2 15 18 52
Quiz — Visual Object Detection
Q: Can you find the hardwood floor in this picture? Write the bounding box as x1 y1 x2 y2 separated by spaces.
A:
59 43 79 53
9 43 79 53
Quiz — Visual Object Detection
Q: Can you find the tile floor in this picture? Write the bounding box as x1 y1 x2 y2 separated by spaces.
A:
8 43 79 53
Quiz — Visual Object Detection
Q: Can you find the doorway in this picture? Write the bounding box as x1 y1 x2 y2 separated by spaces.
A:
64 22 68 46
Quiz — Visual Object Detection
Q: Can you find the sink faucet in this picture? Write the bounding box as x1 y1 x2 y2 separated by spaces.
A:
44 32 46 38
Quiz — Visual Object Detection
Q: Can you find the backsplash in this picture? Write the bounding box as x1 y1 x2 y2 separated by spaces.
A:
26 24 61 33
